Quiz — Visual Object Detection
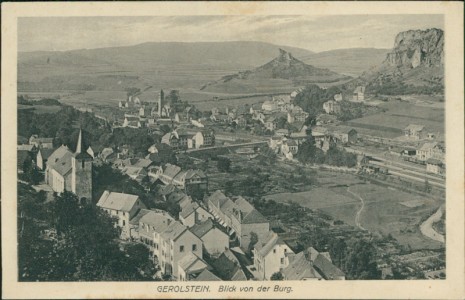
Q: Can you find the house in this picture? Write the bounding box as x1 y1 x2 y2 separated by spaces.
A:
211 249 247 281
160 164 182 185
282 247 345 280
352 86 365 102
416 142 444 161
252 231 294 280
323 100 341 114
330 128 357 144
44 130 93 200
100 147 116 163
18 144 37 152
426 159 445 175
137 209 175 260
235 115 247 128
177 252 210 281
29 135 54 149
122 166 147 182
159 221 203 277
404 124 427 140
190 219 229 257
230 197 270 251
262 100 278 111
264 117 277 131
97 191 147 239
191 269 222 281
334 93 343 102
162 167 208 196
123 115 143 128
161 131 189 150
191 130 215 149
36 148 55 170
275 129 289 137
316 114 337 126
179 201 213 228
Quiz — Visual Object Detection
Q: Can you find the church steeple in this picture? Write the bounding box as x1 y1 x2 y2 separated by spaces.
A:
76 129 83 154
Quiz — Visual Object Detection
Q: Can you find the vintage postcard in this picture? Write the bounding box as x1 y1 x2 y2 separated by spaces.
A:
2 1 464 299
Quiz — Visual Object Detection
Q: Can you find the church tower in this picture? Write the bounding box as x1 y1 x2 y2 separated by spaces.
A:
71 129 93 200
158 89 164 116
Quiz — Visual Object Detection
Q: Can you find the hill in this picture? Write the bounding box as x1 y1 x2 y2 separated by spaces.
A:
202 49 351 94
300 48 390 77
18 41 315 92
346 28 444 95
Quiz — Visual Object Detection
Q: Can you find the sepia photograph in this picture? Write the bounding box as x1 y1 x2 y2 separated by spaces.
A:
2 1 464 299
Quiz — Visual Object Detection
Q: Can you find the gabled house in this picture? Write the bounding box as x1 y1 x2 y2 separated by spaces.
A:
211 249 247 281
137 209 174 260
190 219 229 257
177 252 211 281
404 124 426 140
252 231 294 280
416 142 444 161
159 221 203 277
323 100 341 114
29 135 54 149
282 247 345 280
97 190 146 239
330 128 357 144
179 200 213 228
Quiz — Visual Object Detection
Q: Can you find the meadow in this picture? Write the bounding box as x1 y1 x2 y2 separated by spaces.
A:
266 171 444 250
343 100 444 139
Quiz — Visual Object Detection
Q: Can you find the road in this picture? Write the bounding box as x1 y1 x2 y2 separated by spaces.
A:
420 206 445 243
347 187 367 231
184 141 268 153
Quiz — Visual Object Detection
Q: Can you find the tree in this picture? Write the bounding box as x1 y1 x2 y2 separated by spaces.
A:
270 272 284 280
217 156 231 172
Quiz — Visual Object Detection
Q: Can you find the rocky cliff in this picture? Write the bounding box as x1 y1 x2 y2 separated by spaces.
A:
384 28 444 69
353 28 445 95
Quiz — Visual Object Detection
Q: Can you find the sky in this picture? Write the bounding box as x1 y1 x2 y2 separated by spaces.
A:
18 15 444 53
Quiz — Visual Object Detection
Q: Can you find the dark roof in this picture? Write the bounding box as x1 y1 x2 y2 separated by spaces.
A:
211 250 247 281
311 248 345 279
190 219 215 238
241 209 268 224
192 269 222 281
17 150 32 168
39 148 55 160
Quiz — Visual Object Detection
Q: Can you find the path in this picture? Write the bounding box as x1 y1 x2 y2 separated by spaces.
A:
420 205 445 243
347 187 367 231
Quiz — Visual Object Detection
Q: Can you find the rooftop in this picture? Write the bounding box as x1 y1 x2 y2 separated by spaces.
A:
97 191 140 212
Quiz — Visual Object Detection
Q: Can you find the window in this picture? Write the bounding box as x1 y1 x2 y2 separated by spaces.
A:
180 245 184 252
192 244 197 251
122 220 125 226
284 248 287 253
281 258 284 264
273 249 276 254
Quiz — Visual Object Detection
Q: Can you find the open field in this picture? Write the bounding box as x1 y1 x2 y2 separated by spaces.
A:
266 171 444 250
343 100 444 139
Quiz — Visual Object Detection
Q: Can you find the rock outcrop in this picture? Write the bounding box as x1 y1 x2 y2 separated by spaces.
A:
384 28 444 69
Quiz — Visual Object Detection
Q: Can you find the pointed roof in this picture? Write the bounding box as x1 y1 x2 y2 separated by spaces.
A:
192 269 222 281
74 129 93 160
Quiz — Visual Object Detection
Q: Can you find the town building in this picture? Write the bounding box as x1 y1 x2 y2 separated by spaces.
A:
330 128 358 144
191 269 222 281
179 200 213 228
323 100 342 114
137 209 175 260
352 86 365 102
416 142 444 161
45 130 93 200
29 135 54 149
404 124 427 140
97 190 147 239
282 247 345 280
252 231 294 280
426 159 445 175
262 100 278 112
36 148 54 170
190 219 229 257
177 252 211 281
159 221 203 277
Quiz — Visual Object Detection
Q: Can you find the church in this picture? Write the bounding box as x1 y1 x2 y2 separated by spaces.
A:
45 129 93 200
